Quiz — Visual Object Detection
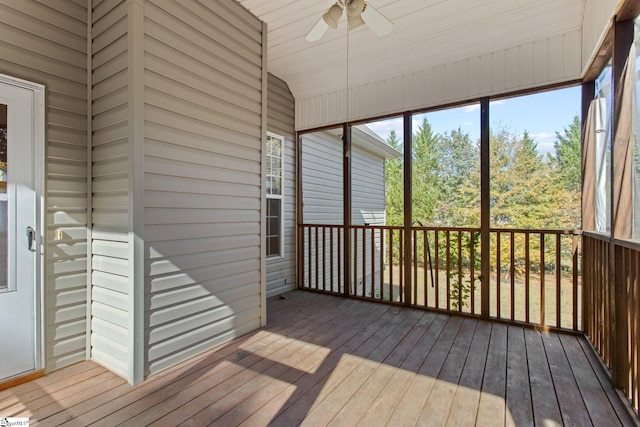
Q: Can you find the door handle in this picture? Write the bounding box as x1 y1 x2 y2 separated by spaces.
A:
26 226 36 252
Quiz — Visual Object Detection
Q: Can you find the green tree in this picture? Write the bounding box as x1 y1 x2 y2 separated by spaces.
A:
431 127 479 227
412 118 441 224
489 128 571 229
385 130 404 226
552 114 582 193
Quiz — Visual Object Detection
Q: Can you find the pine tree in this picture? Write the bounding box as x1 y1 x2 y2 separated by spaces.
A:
384 130 404 226
552 114 582 193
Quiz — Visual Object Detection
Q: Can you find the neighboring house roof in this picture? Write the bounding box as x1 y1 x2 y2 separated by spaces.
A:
324 125 402 160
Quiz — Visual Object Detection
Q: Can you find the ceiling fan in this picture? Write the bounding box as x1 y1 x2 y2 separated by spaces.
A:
306 0 394 42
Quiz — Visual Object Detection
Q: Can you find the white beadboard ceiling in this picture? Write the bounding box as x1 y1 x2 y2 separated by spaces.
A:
238 0 586 101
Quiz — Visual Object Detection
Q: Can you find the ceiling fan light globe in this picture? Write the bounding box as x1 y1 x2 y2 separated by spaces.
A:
322 3 343 29
348 15 365 30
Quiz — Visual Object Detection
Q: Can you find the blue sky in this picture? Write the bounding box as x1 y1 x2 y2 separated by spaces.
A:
365 85 581 156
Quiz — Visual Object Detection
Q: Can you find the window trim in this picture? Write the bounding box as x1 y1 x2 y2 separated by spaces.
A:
266 131 285 259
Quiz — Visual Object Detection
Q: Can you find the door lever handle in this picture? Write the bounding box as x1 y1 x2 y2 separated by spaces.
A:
26 226 36 252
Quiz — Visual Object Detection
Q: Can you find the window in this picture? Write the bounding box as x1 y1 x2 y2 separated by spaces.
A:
266 132 284 257
594 62 612 234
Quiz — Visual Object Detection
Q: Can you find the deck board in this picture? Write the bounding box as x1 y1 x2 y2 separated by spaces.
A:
524 328 563 426
0 290 636 427
505 326 534 427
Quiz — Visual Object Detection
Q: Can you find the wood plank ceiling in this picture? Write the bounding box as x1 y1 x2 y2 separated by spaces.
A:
237 0 586 102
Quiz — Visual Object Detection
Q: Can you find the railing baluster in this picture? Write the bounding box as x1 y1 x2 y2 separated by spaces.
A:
315 227 324 290
330 227 334 292
525 232 530 324
556 233 561 327
458 230 463 312
510 231 515 320
389 230 394 300
540 233 545 326
371 228 375 299
362 227 366 297
424 229 428 307
435 230 440 308
353 228 358 296
414 229 418 305
496 231 501 319
322 226 326 292
446 231 451 311
572 234 578 330
338 227 342 294
399 230 404 303
308 226 312 288
380 228 384 301
470 231 475 314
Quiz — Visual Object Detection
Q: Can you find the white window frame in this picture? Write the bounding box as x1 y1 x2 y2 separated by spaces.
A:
266 132 285 259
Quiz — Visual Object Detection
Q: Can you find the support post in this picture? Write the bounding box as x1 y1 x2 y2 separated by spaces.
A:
296 132 303 290
343 123 352 297
403 112 413 306
480 97 491 318
610 18 634 390
581 80 595 335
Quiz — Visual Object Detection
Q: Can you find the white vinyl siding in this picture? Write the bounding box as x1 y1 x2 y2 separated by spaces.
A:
351 143 388 297
143 0 264 376
91 0 130 379
266 74 295 296
0 0 89 372
301 131 344 225
352 146 386 226
301 130 393 292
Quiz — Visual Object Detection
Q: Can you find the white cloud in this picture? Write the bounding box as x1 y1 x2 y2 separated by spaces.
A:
537 141 555 155
464 104 480 113
530 132 556 141
365 118 403 141
529 132 557 155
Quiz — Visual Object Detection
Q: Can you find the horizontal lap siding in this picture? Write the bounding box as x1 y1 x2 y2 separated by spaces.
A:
91 0 130 378
0 0 88 372
143 0 263 376
301 132 344 225
266 73 296 296
351 145 385 226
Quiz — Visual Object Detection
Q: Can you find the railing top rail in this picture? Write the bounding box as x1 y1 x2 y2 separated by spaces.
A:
412 226 481 232
490 228 582 235
582 230 609 240
301 223 582 236
613 238 640 252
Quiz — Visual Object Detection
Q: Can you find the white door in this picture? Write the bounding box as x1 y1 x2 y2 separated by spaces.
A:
0 79 42 381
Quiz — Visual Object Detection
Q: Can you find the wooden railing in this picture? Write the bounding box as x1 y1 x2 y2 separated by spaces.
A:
299 224 582 331
583 232 640 413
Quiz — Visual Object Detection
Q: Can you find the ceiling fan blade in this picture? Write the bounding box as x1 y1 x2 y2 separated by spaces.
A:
362 2 393 36
306 16 330 41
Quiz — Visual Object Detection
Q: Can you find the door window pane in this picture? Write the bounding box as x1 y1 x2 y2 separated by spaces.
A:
0 104 7 290
266 198 281 257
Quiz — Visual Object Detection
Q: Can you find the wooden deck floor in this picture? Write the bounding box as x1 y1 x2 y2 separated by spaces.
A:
1 290 636 426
